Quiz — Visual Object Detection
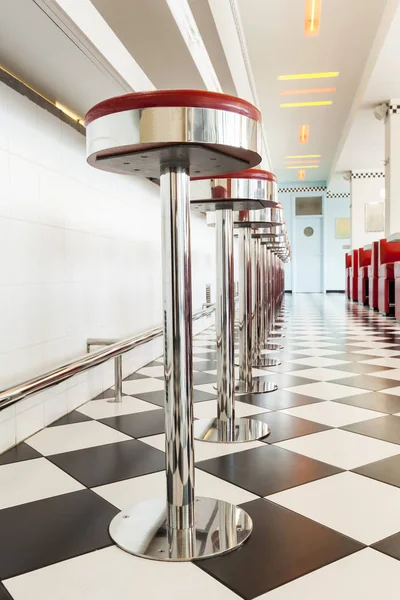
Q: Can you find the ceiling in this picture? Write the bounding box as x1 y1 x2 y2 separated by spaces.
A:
335 0 400 174
1 0 399 186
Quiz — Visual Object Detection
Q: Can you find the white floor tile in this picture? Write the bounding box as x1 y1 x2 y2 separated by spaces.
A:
77 396 160 419
93 468 257 510
284 381 368 400
269 472 400 545
370 369 400 381
194 383 218 395
288 357 350 368
121 378 165 395
294 349 342 357
25 421 131 456
4 546 241 600
275 429 400 469
281 401 385 427
194 399 269 419
0 458 83 509
380 387 400 397
363 358 400 369
137 366 165 378
284 367 356 381
257 549 400 599
141 433 264 462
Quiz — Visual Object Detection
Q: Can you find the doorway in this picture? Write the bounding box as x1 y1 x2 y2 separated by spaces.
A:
294 196 323 293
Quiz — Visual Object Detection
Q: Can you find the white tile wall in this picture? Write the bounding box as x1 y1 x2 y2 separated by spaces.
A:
0 82 216 453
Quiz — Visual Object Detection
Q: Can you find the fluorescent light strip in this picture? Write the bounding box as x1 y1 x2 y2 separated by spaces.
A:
286 154 321 158
278 72 339 80
166 0 222 92
286 165 320 169
285 160 320 164
299 124 309 143
281 101 332 108
280 88 335 95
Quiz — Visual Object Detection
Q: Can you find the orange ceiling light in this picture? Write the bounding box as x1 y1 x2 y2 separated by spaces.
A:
298 170 306 180
299 124 309 144
279 88 336 95
305 0 322 36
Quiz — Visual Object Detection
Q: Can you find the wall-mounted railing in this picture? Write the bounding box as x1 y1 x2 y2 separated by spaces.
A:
0 305 215 412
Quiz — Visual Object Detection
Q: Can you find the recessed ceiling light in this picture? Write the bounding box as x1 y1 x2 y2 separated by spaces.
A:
298 169 306 180
286 165 320 169
305 0 322 36
278 72 339 80
281 101 333 108
286 154 321 158
279 88 336 95
299 125 309 144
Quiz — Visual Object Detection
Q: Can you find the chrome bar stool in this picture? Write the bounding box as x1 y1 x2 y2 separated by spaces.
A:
190 169 274 442
234 205 282 395
85 89 262 561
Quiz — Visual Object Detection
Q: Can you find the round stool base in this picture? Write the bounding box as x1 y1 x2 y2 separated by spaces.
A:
253 357 282 367
234 379 278 395
109 497 253 561
263 344 284 351
194 417 270 443
269 333 285 339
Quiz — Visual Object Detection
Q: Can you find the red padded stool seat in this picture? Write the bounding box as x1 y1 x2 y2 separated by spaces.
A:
85 90 262 178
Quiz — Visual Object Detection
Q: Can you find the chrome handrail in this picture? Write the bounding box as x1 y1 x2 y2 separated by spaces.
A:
0 304 215 412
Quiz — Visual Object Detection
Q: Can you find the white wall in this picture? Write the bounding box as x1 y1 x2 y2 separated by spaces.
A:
0 81 215 453
351 175 385 248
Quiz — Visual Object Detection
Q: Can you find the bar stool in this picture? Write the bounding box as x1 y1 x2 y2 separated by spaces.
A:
190 169 278 442
234 208 283 394
85 89 262 561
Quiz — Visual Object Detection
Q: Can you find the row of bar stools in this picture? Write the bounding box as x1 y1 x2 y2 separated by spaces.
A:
190 169 274 442
85 89 264 561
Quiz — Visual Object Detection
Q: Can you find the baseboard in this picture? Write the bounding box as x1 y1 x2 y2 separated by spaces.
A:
326 290 345 293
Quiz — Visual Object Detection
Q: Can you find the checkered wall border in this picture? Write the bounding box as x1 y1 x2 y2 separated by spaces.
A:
351 172 384 179
389 104 400 114
278 186 327 193
326 192 350 198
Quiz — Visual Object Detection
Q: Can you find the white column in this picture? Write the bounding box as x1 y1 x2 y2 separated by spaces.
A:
350 171 385 249
385 99 400 236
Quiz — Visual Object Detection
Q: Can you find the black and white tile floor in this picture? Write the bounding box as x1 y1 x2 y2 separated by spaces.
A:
5 295 400 598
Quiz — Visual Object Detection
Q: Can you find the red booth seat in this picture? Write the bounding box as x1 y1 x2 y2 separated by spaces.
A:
368 241 380 310
358 248 371 305
350 249 359 302
378 238 400 315
395 263 400 322
345 253 352 299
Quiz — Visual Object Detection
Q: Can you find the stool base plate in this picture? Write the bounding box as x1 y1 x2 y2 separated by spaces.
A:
194 417 270 443
268 333 285 339
234 379 278 395
109 497 253 561
263 344 284 351
253 357 282 367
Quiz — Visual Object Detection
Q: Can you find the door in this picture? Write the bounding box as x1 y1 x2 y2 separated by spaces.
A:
295 217 322 292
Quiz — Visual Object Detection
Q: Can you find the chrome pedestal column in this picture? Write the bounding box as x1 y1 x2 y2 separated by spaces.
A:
194 210 270 443
110 168 252 560
235 228 278 395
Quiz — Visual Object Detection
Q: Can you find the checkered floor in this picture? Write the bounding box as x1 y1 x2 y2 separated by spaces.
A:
4 294 400 598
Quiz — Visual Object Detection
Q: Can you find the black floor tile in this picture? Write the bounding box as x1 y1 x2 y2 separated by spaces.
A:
328 362 394 375
253 373 318 388
155 371 217 385
48 439 165 488
191 360 217 371
0 489 118 580
197 499 363 600
91 388 116 401
100 410 166 439
196 444 341 496
133 388 216 407
342 415 400 445
48 410 92 427
253 412 331 444
373 532 400 561
192 351 217 360
0 443 41 466
123 372 149 381
353 454 400 488
333 391 400 414
238 389 324 411
0 583 13 600
261 362 311 374
331 374 400 391
324 353 376 362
